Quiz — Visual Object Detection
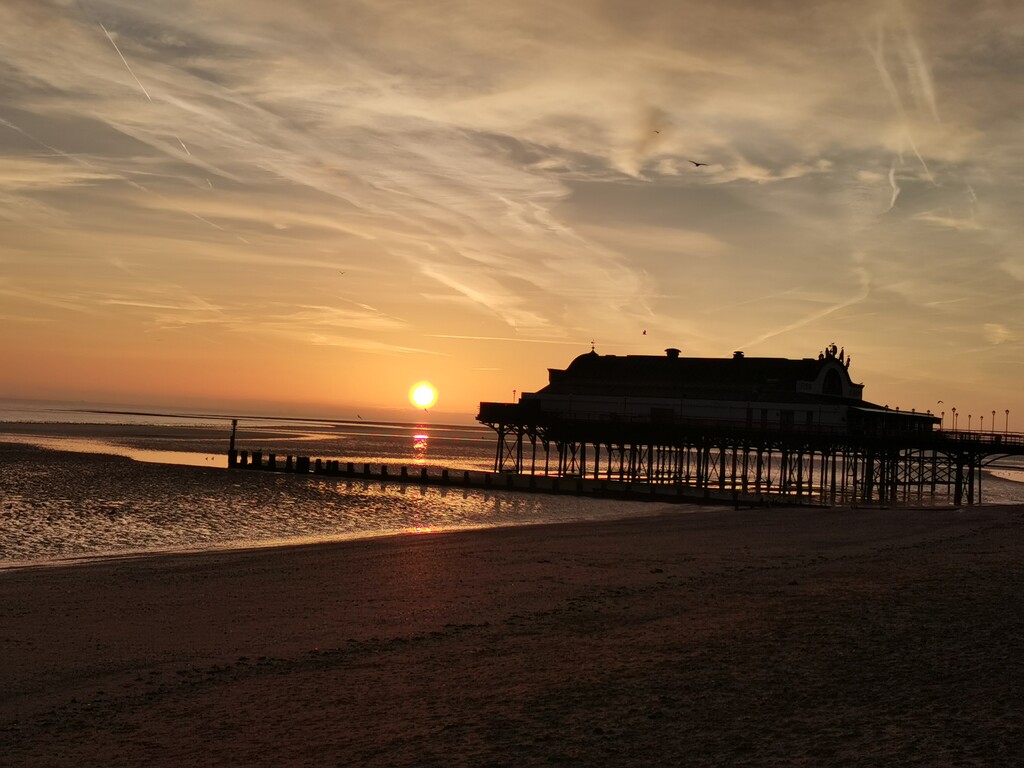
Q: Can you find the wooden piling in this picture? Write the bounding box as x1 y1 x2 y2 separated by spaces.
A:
228 419 238 467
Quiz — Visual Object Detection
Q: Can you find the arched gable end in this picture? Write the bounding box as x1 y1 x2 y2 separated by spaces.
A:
810 360 863 400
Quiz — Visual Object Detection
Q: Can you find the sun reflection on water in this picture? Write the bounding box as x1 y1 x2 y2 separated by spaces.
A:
411 431 429 463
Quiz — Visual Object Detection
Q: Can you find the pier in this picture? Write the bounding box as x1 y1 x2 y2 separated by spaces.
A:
476 347 1024 507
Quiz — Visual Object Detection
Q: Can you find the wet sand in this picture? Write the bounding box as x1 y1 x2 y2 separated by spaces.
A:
2 505 1023 766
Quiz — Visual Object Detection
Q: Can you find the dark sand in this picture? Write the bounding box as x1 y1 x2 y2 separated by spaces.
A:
2 505 1023 766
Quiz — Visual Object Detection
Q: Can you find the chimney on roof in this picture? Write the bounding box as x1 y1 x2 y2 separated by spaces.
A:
733 351 744 359
665 348 680 359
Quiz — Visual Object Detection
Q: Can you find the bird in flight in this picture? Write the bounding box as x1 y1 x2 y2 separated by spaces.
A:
689 160 708 167
642 329 647 335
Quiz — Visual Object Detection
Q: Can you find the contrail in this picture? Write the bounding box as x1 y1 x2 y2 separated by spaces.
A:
0 115 67 156
739 267 872 350
905 132 935 185
426 334 581 345
886 159 901 211
100 23 152 101
903 27 940 123
99 23 197 169
867 39 935 187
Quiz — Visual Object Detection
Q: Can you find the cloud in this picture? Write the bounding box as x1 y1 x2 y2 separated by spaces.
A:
0 0 1021 414
983 323 1015 345
0 156 116 189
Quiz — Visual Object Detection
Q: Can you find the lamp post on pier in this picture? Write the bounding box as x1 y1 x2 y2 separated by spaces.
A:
980 415 984 433
1007 410 1011 434
951 407 957 431
968 413 972 431
992 410 996 433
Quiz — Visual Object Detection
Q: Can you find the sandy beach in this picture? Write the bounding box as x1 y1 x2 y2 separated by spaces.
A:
2 504 1023 766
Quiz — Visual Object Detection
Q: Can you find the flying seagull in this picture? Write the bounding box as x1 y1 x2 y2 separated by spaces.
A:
689 160 708 167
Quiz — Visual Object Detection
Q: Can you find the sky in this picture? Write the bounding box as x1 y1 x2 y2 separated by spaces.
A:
0 0 1021 427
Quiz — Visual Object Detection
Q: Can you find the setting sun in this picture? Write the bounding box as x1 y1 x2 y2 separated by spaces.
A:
409 381 438 409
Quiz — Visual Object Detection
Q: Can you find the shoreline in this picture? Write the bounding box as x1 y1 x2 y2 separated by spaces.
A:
0 441 709 569
3 435 1023 572
0 504 696 574
3 504 1023 765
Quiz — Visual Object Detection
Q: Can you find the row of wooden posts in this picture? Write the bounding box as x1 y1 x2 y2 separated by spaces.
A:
232 448 467 483
226 448 762 504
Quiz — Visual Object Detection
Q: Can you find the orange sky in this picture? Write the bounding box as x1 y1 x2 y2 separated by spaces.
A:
1 1 1021 426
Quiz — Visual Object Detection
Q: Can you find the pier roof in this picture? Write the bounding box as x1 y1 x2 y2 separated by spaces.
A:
536 350 856 402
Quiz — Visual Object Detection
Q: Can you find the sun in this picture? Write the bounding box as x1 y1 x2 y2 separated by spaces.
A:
409 381 438 409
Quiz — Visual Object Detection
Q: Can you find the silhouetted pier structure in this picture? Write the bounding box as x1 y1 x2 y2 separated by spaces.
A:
478 409 1024 506
477 347 1024 506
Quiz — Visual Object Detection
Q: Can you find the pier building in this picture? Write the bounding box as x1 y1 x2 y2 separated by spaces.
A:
477 346 1020 506
510 344 936 435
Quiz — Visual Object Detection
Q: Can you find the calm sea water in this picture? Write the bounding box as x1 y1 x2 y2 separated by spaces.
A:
0 399 688 568
2 398 1023 569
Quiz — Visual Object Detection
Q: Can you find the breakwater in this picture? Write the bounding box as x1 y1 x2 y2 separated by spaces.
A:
228 448 749 506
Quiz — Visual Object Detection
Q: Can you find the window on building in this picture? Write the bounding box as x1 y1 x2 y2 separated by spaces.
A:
823 369 842 396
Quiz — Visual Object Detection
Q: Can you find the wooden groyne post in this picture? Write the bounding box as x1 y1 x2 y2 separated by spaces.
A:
228 419 238 467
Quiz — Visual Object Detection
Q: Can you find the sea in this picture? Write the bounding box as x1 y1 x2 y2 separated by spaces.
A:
0 399 691 569
2 398 1023 570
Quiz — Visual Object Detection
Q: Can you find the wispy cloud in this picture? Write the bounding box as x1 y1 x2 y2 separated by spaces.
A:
0 0 1020 415
427 334 583 345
